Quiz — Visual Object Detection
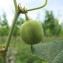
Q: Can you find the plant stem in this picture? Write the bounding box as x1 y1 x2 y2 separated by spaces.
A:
25 13 30 21
5 0 19 51
13 0 17 11
0 51 7 63
31 45 33 55
5 12 19 51
27 0 48 11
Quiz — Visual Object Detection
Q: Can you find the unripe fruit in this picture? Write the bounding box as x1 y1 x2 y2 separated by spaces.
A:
20 20 44 45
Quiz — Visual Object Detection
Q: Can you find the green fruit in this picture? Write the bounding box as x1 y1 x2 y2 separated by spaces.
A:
20 20 44 45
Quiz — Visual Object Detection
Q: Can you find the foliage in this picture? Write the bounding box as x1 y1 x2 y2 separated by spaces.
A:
32 40 63 63
43 11 61 36
59 23 63 36
0 12 9 36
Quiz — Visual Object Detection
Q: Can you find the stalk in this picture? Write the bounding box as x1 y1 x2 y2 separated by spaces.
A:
5 0 19 51
5 12 19 51
25 13 30 21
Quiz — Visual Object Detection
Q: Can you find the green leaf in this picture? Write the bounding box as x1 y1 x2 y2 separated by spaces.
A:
32 40 63 63
52 50 63 63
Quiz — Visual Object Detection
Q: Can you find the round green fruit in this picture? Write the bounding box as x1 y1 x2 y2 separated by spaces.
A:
20 20 44 45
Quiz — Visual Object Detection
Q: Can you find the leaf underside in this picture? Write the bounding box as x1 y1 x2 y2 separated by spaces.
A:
32 40 63 63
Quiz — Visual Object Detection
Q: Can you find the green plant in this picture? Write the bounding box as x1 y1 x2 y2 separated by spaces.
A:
6 0 48 50
32 40 63 63
0 0 48 63
43 11 61 36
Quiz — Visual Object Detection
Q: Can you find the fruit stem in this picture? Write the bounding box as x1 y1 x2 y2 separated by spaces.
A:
31 45 34 55
25 13 30 21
